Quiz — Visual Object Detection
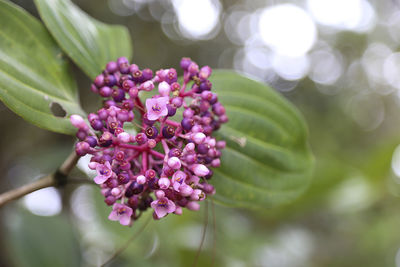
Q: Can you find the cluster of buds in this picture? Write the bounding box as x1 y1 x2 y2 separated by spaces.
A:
70 57 227 226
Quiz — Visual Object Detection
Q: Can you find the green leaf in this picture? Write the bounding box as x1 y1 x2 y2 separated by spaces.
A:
0 0 85 135
210 70 314 209
6 211 82 267
34 0 133 79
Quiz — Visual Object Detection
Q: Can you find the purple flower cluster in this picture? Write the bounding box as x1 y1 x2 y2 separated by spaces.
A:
70 57 227 226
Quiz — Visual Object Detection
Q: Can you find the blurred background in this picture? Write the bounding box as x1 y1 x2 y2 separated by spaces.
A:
2 0 400 266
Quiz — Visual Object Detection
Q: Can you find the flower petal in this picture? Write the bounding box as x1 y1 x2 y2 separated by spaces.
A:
155 207 168 218
108 210 119 221
167 200 176 213
147 112 159 121
119 214 131 225
94 175 108 184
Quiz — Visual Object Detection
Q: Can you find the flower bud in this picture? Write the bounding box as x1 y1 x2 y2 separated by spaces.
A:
140 80 154 91
168 157 181 169
158 81 171 96
192 132 206 144
155 190 165 199
174 206 183 215
186 201 200 211
70 115 87 129
117 132 130 143
136 175 146 185
191 164 209 176
158 177 170 189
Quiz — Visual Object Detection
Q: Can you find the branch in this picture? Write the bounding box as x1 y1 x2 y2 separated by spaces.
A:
0 151 80 208
101 214 152 267
192 201 209 267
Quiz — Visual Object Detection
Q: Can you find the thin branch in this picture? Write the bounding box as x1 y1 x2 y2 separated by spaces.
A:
0 151 79 208
0 174 54 207
211 197 216 267
59 151 80 174
192 201 209 267
101 214 152 267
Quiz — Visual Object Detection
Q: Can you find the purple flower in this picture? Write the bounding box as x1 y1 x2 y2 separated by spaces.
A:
94 161 113 184
145 97 169 120
72 57 227 227
108 203 133 225
151 197 176 218
172 171 186 191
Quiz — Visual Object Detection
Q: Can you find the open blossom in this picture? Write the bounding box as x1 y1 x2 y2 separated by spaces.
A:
151 197 176 218
71 57 227 226
94 161 113 184
145 96 168 120
172 171 186 191
108 203 133 225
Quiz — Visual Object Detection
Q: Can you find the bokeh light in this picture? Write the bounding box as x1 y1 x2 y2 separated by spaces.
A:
172 0 221 40
307 0 376 32
23 187 62 216
259 4 317 57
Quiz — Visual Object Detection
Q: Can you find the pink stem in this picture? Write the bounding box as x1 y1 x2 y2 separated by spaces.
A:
142 151 148 172
180 89 195 97
165 120 180 128
119 143 147 151
161 139 170 154
149 150 165 159
180 73 189 94
135 98 145 116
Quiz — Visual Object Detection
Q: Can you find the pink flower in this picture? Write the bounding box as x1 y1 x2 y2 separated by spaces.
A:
94 161 113 184
151 197 176 218
172 171 186 191
145 97 169 120
108 203 133 225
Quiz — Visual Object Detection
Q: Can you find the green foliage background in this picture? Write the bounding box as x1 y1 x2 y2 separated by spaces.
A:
0 0 399 266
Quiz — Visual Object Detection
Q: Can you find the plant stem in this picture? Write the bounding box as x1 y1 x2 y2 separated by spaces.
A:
0 151 79 208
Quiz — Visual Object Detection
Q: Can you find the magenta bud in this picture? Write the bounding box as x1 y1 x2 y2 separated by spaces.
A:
136 175 146 185
117 132 130 143
216 141 226 149
94 74 105 87
199 66 212 79
187 201 200 211
171 97 183 108
168 157 181 169
207 138 216 147
158 177 170 189
192 132 206 144
147 139 157 148
158 81 170 96
70 115 87 129
211 158 221 167
203 184 215 195
183 108 194 118
184 143 195 152
99 86 112 97
179 184 194 197
174 206 183 215
191 164 209 176
180 57 192 70
140 80 154 91
128 87 138 98
155 190 165 199
88 162 98 170
106 61 118 73
90 84 99 93
111 188 121 196
188 62 199 74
